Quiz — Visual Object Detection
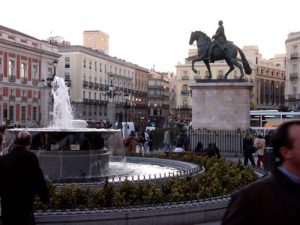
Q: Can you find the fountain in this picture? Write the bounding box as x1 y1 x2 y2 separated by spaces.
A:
3 76 122 179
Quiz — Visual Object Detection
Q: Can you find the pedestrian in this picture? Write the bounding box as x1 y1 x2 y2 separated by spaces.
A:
222 120 300 225
163 128 172 152
254 132 266 168
194 141 203 152
212 143 221 158
204 143 216 157
177 129 190 151
137 130 146 155
147 130 154 151
0 130 50 225
243 131 255 167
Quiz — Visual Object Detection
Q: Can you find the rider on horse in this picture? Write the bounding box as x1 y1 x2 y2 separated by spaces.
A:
207 20 229 63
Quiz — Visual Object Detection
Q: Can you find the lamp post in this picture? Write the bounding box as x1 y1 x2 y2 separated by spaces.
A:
124 93 131 136
105 76 118 126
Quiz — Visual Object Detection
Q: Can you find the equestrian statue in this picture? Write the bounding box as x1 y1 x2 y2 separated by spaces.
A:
189 20 252 80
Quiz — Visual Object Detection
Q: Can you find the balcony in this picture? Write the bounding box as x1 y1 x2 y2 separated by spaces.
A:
9 96 15 101
33 98 39 103
181 90 190 95
21 77 28 84
83 98 90 104
21 96 27 102
181 75 189 80
94 83 99 90
88 81 94 88
83 81 88 88
9 75 16 82
290 73 298 80
286 94 300 101
65 79 72 87
290 53 299 60
177 104 191 109
32 78 38 85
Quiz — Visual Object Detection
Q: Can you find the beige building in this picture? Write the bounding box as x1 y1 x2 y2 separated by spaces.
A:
175 46 285 123
57 45 149 127
83 30 109 54
148 70 170 128
285 31 300 110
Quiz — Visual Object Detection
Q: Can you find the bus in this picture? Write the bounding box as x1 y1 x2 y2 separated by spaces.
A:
250 110 300 134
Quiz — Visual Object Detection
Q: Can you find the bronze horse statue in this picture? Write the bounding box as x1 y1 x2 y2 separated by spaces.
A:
189 31 252 79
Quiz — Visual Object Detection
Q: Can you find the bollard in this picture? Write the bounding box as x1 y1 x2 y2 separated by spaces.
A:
264 147 275 171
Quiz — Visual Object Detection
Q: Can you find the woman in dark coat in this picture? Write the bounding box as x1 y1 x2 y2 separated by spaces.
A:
243 131 255 167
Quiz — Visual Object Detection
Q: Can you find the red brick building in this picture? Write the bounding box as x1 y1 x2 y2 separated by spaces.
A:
0 25 60 127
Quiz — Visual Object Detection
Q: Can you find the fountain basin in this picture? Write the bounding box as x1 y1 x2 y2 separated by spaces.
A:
3 128 121 179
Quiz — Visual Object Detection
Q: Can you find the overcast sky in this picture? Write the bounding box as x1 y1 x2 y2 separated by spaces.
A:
1 0 299 72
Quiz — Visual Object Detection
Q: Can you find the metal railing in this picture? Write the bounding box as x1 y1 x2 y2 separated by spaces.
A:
152 129 244 156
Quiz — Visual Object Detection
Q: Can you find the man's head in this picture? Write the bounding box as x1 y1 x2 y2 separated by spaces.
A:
272 121 300 166
218 20 223 26
14 130 32 148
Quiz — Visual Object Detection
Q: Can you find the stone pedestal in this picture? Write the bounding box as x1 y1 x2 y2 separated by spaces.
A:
189 82 253 130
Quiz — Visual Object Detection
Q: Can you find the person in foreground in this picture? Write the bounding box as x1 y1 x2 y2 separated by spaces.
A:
222 121 300 225
0 130 50 225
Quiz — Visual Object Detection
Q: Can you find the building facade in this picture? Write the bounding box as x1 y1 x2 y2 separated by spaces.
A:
57 45 148 127
0 25 60 128
285 31 300 110
175 46 285 123
148 70 170 128
83 30 109 54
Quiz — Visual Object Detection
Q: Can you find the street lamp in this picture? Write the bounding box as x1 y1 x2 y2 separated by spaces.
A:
124 93 131 136
46 59 58 88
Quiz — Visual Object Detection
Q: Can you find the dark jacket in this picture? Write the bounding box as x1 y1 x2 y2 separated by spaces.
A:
0 145 50 225
222 166 300 225
243 137 253 156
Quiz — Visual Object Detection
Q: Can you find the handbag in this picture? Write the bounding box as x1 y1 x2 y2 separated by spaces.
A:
251 145 257 154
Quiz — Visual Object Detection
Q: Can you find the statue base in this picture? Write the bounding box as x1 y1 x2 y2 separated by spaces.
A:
189 82 254 130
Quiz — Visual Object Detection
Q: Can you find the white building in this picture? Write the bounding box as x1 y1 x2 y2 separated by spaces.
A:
285 31 300 110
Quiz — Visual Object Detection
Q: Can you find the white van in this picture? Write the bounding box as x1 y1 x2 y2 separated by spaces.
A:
72 120 88 128
122 122 135 137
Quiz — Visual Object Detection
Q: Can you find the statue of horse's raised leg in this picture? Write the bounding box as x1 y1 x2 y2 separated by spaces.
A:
203 60 212 79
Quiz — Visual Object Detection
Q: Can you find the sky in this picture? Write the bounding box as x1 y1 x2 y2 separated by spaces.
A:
1 0 300 72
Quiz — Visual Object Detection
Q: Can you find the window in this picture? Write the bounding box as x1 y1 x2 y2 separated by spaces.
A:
293 64 298 73
65 72 70 80
100 63 102 72
83 91 86 99
293 45 298 54
0 57 2 73
83 59 86 68
21 106 26 122
21 62 27 78
65 57 70 68
95 62 97 71
89 61 92 69
9 60 15 76
293 86 297 95
33 106 37 121
32 64 38 79
9 105 14 123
